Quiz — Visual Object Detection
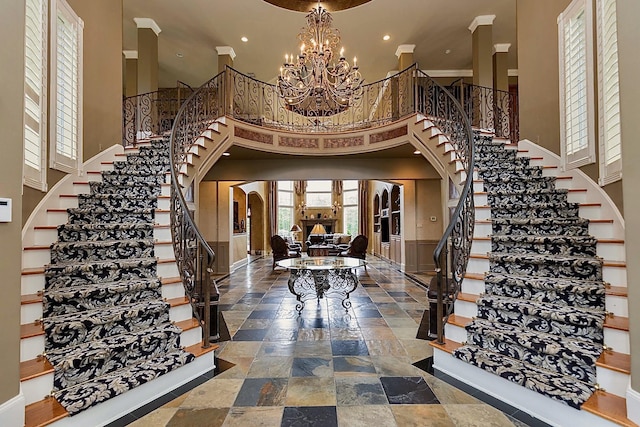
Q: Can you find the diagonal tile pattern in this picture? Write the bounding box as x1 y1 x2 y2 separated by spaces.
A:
128 257 528 426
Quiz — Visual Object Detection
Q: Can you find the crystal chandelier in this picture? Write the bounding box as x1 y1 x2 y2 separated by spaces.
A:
277 3 364 116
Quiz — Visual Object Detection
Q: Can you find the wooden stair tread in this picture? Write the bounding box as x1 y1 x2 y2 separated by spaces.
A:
582 390 637 427
22 267 45 275
428 338 463 354
185 342 219 357
457 293 477 303
604 315 629 331
22 293 43 305
158 258 177 264
25 396 68 427
175 318 200 331
24 245 50 251
604 260 626 268
597 350 631 374
470 253 489 259
464 272 485 280
21 322 44 339
606 286 628 297
167 297 189 307
21 357 54 381
162 276 182 285
448 314 471 328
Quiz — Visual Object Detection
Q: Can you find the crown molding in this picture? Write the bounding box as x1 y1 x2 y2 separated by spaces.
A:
216 46 237 60
122 50 138 59
468 15 496 33
493 43 511 54
133 18 161 36
395 44 416 58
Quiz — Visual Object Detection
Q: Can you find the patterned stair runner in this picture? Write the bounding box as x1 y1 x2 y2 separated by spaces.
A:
42 139 195 415
452 134 606 409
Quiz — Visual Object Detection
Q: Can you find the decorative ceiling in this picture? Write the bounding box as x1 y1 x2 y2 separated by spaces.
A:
262 0 373 12
123 0 517 88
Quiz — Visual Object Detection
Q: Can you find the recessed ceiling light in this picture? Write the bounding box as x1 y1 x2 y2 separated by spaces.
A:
383 34 390 41
241 36 248 42
444 49 451 54
222 152 231 157
413 150 421 155
176 52 184 58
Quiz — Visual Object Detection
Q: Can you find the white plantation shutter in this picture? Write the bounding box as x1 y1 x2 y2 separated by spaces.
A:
23 0 48 190
50 0 83 174
597 0 622 185
558 0 595 170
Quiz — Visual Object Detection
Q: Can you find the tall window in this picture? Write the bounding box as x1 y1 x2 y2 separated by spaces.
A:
50 0 83 174
277 180 294 236
597 0 622 185
23 0 48 190
305 180 332 206
558 0 595 170
343 180 359 236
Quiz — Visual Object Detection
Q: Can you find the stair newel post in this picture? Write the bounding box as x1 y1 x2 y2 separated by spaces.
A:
200 248 211 348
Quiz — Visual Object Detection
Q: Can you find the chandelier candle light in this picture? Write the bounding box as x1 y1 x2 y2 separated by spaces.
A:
277 4 363 116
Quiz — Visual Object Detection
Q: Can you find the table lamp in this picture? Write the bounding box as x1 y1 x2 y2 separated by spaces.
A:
290 224 302 240
310 223 327 235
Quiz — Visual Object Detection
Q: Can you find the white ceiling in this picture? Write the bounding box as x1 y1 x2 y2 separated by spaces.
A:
123 0 517 88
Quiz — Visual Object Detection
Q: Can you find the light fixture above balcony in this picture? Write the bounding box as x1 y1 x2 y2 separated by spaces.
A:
276 3 364 116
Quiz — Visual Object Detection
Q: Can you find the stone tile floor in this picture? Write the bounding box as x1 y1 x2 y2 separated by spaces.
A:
128 257 528 426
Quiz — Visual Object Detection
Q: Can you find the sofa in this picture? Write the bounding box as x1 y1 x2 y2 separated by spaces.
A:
305 233 351 255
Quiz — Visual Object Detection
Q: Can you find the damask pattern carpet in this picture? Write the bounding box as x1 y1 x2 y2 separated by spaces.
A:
452 135 606 408
43 138 195 415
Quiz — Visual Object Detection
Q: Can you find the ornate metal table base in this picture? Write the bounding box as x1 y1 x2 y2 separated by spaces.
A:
287 268 359 312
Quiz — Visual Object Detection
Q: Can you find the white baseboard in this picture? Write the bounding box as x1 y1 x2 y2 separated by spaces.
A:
0 391 25 427
433 348 620 427
51 353 214 427
627 383 640 424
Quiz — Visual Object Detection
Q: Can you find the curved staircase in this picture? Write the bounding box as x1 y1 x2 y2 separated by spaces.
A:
432 134 633 426
20 138 215 426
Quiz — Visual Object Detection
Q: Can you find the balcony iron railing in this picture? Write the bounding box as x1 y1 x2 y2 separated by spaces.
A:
166 65 474 346
447 80 519 142
123 81 194 146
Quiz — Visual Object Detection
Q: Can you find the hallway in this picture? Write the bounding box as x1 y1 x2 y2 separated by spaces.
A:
127 257 528 426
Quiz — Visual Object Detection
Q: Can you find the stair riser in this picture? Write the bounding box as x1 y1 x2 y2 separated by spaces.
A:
77 197 157 211
50 243 155 264
155 244 175 260
454 299 478 319
578 204 604 220
162 282 185 300
45 261 158 290
492 222 590 237
606 295 628 318
21 302 42 325
22 273 45 295
158 262 179 279
596 366 629 398
461 277 485 295
23 249 50 269
180 326 203 348
67 210 155 225
488 193 569 205
489 260 602 281
170 304 193 323
491 241 597 258
598 243 626 261
46 210 68 226
567 191 587 204
32 228 57 246
56 225 155 243
602 266 627 288
484 282 604 310
491 205 580 219
474 193 487 205
588 221 615 239
444 322 467 343
156 210 170 225
21 372 53 405
72 182 91 195
21 335 44 362
154 227 171 241
604 328 629 354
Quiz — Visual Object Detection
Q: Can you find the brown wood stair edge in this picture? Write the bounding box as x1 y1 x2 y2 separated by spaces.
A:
583 390 639 427
25 396 68 427
20 357 54 382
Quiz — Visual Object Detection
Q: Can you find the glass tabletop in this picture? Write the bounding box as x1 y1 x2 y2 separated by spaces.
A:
276 256 366 270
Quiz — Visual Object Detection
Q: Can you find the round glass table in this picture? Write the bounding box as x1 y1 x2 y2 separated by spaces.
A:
276 256 366 312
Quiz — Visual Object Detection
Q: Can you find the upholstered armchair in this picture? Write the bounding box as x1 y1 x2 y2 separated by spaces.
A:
270 235 301 269
338 234 368 261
